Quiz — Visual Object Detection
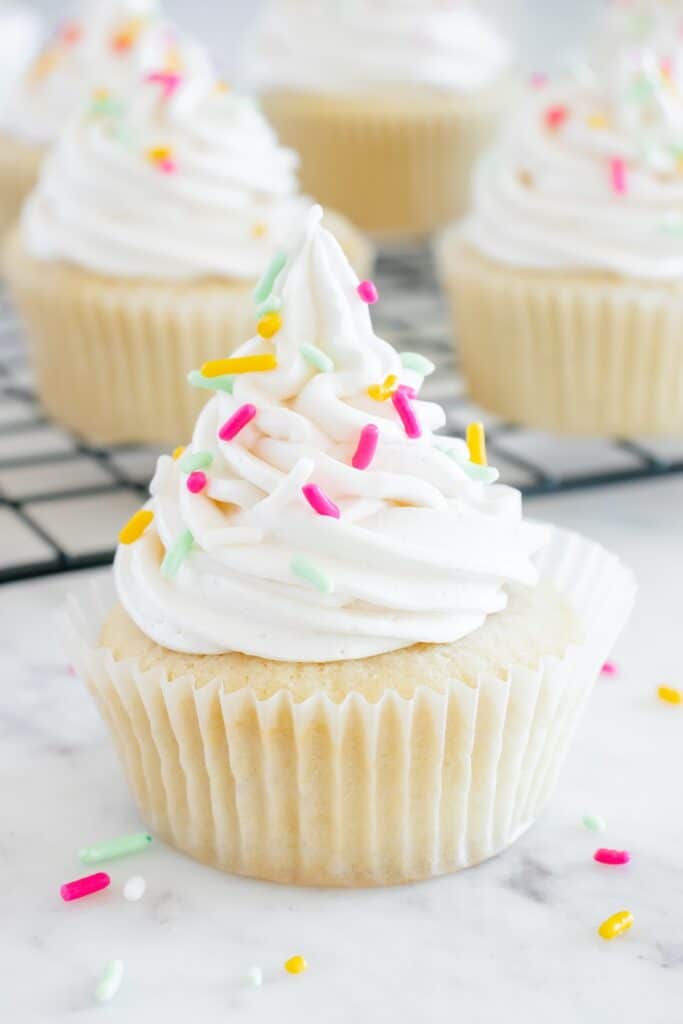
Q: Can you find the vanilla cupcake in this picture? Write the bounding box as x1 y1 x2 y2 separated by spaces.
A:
246 0 515 240
5 41 372 445
441 16 683 436
0 0 173 236
66 206 635 887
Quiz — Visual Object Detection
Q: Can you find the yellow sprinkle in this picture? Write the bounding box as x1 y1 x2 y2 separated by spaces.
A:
171 446 185 461
93 87 110 102
257 312 283 339
284 955 308 975
251 221 268 239
587 112 608 130
466 422 488 466
147 145 173 164
598 910 634 941
201 354 278 378
216 80 231 93
119 509 154 546
367 374 398 402
658 686 682 705
164 44 183 74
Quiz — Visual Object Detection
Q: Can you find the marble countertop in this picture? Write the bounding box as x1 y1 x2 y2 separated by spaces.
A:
2 476 682 1024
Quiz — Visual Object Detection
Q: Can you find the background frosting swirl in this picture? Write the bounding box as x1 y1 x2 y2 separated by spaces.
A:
115 206 543 663
246 0 511 95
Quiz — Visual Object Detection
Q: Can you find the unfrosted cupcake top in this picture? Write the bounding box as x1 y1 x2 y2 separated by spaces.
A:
0 0 171 145
115 205 544 663
462 15 683 281
246 0 511 95
0 3 42 108
21 41 309 280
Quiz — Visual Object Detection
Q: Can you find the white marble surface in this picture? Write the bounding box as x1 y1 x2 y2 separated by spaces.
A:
2 477 683 1023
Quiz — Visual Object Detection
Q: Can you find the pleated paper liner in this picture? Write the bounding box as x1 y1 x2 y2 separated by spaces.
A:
439 233 683 437
3 211 373 446
261 83 513 241
65 526 634 887
0 135 43 241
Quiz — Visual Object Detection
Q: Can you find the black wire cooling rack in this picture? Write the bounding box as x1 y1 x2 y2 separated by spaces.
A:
1 246 683 584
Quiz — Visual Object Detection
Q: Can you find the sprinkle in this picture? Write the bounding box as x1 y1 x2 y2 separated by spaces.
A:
392 388 421 439
252 221 268 239
252 251 287 304
368 374 398 402
352 424 379 470
246 966 263 988
530 72 548 89
256 295 282 318
544 104 569 131
178 451 213 474
587 112 608 131
302 484 340 519
172 446 185 460
79 833 152 865
598 910 634 941
146 70 182 99
291 557 333 594
187 471 208 494
583 814 607 833
300 343 334 373
61 872 111 902
658 686 682 705
466 422 488 466
147 145 177 174
95 961 125 1004
284 956 308 975
60 22 82 45
187 370 234 394
357 280 378 304
257 311 283 339
111 19 143 52
216 80 231 94
123 876 146 902
609 157 628 196
594 849 630 866
118 509 153 545
219 404 257 441
161 529 194 579
400 352 435 376
201 354 277 378
601 660 618 676
462 462 499 484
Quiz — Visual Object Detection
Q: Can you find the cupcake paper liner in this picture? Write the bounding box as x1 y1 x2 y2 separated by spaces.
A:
440 233 683 437
262 85 512 241
0 134 43 241
65 526 635 887
3 213 373 446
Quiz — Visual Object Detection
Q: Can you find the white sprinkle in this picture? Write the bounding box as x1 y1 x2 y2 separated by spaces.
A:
123 876 146 902
246 965 263 988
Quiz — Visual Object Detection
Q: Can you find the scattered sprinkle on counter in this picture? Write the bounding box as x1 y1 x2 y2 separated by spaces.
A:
658 686 682 705
583 814 607 833
598 911 634 941
594 848 630 866
79 832 152 865
123 876 147 902
94 960 125 1004
284 955 308 975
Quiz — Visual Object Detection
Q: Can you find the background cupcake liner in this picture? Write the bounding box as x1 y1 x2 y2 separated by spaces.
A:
261 85 513 241
66 526 635 887
440 233 683 437
0 135 43 242
3 215 372 445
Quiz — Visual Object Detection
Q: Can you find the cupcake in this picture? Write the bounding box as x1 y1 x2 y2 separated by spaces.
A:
246 0 514 240
441 12 683 436
5 41 372 446
66 206 635 887
0 0 171 237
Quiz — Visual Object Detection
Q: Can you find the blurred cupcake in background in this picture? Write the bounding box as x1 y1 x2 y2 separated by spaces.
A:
440 2 683 437
0 0 170 236
246 0 515 241
4 37 372 445
0 4 42 106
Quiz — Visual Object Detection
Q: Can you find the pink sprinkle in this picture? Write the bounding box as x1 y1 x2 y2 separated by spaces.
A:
610 157 628 195
392 388 421 439
146 71 182 99
530 71 548 89
352 424 379 470
302 483 340 519
601 660 618 676
357 280 378 304
594 848 630 866
544 104 569 131
397 383 417 400
159 159 177 175
61 872 111 902
219 404 257 441
187 471 207 494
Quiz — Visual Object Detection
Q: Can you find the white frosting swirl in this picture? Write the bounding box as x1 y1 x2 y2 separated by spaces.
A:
0 0 169 145
0 4 42 108
22 41 308 280
115 206 543 663
463 35 683 280
246 0 511 95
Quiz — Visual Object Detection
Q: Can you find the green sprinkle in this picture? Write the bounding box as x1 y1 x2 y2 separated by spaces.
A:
91 98 125 118
582 814 607 833
161 529 194 578
628 76 655 103
95 961 125 1004
187 369 234 394
178 451 213 473
79 832 152 865
658 217 683 236
462 462 500 484
256 294 282 318
400 352 435 376
300 343 334 373
253 250 287 305
291 556 334 594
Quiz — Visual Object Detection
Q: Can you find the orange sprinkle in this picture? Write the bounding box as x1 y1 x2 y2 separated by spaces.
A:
119 509 154 546
111 18 144 53
658 686 682 705
28 48 61 83
60 22 82 46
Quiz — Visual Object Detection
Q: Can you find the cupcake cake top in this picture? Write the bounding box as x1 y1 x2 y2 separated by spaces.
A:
0 3 42 108
116 206 543 663
462 8 683 281
246 0 511 95
0 0 172 145
21 40 308 280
